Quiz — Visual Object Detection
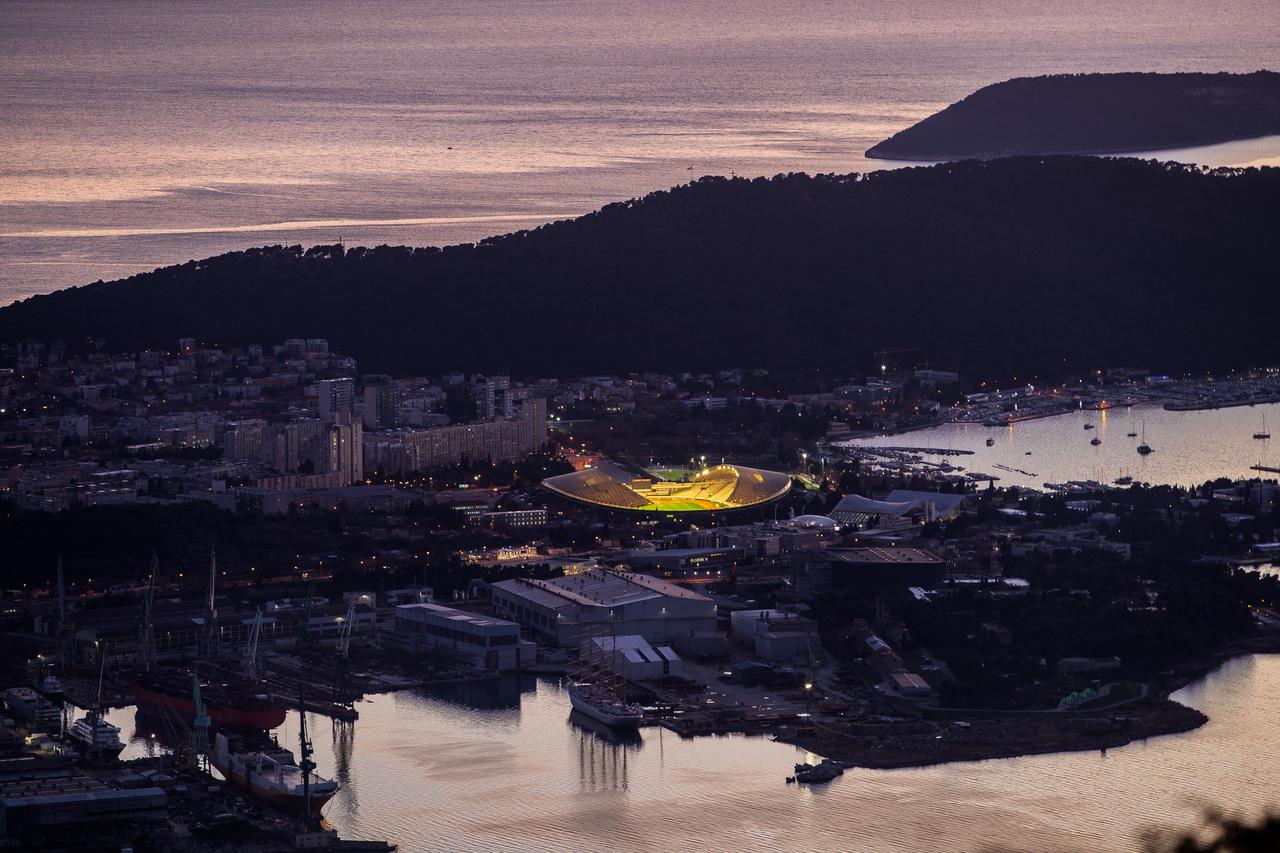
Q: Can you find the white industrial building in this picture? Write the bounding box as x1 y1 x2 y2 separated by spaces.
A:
729 608 815 664
392 603 535 672
586 635 682 680
491 568 718 651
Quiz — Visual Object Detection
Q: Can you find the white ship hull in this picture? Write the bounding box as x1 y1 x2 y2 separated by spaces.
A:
568 683 643 729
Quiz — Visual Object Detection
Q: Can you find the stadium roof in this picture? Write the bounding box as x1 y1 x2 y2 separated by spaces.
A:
542 462 790 512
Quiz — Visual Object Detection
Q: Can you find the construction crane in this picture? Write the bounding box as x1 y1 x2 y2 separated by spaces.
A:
242 607 263 681
137 554 158 671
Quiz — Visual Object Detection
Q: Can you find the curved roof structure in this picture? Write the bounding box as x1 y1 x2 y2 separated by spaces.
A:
790 514 840 530
543 462 791 513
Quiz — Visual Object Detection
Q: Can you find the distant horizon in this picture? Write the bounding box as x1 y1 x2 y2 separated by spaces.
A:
4 0 1279 304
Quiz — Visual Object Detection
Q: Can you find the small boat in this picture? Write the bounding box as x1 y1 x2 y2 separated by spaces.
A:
567 682 644 729
985 438 995 447
1083 423 1094 430
1114 475 1134 486
1254 415 1270 440
1090 437 1101 446
3 687 61 731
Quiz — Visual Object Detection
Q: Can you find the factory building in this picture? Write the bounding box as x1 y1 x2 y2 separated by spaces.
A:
392 603 535 672
490 568 718 652
729 608 816 664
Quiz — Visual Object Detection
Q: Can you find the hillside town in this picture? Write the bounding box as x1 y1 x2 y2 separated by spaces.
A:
1 337 1279 848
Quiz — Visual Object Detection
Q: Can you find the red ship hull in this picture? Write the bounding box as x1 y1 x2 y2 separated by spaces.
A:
134 681 287 730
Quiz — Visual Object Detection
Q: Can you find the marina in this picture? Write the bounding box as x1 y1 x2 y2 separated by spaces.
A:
834 402 1280 490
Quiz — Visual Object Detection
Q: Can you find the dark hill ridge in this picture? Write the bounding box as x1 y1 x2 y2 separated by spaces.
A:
866 71 1280 161
1 157 1278 379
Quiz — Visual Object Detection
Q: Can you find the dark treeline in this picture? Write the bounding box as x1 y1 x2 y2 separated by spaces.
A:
2 157 1278 380
867 71 1280 159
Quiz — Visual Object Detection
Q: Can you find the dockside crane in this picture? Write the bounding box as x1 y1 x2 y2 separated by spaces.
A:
298 684 317 832
190 671 210 772
242 607 263 681
332 602 356 710
137 554 158 671
203 546 220 657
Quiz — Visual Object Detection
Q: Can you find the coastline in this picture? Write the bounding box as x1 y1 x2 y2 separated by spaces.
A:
864 131 1280 163
775 634 1280 772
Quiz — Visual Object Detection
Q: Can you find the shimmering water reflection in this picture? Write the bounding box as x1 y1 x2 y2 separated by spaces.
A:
839 402 1280 490
106 656 1280 851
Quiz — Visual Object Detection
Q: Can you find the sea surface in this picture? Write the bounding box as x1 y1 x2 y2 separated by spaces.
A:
3 0 1280 304
104 653 1280 852
837 401 1280 490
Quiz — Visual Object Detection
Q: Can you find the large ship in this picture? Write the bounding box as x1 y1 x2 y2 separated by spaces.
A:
134 674 286 730
567 682 644 730
567 626 645 730
3 687 62 731
67 712 125 759
211 730 338 815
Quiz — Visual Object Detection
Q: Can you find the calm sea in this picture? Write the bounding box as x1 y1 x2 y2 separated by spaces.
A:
105 654 1280 852
3 0 1279 304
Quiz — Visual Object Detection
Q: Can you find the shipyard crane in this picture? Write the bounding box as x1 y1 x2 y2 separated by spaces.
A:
298 684 317 832
190 671 210 771
137 554 158 671
295 582 317 650
335 601 356 659
241 607 263 681
332 602 357 711
803 625 821 717
203 546 220 657
52 556 77 678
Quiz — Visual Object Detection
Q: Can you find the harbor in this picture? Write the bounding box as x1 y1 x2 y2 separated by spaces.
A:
86 655 1280 853
832 401 1280 491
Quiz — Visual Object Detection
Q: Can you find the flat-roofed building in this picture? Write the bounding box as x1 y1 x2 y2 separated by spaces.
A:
491 568 717 650
800 546 947 591
587 634 682 680
392 603 534 671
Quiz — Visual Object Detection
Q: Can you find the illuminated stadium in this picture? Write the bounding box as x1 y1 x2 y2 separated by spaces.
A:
542 461 792 513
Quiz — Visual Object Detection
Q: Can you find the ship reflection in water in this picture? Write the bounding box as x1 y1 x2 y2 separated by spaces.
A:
104 660 1280 851
569 709 643 792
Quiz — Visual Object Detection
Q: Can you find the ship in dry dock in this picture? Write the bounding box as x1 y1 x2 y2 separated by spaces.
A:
211 730 338 815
